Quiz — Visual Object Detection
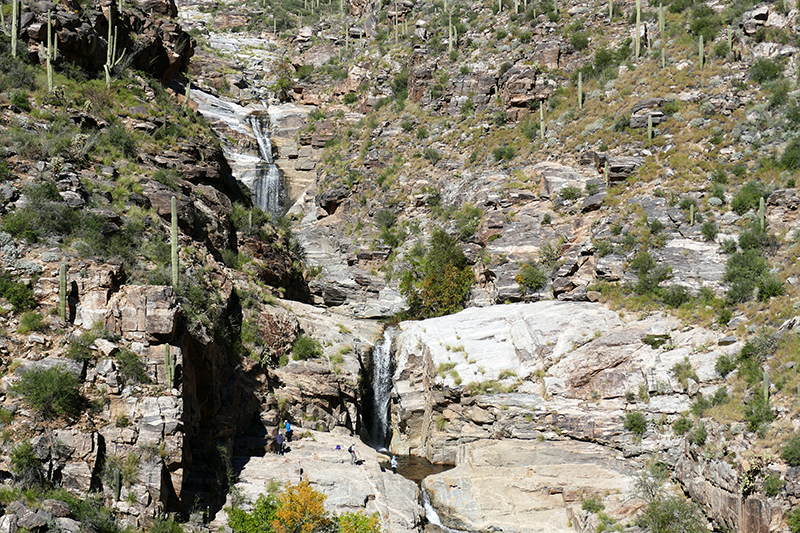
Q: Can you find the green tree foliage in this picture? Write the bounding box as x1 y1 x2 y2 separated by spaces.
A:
10 441 43 488
630 251 671 295
624 411 647 435
516 262 547 294
0 271 36 312
292 335 323 360
731 181 771 215
636 495 707 533
12 365 84 419
229 493 279 533
400 229 473 319
781 434 800 466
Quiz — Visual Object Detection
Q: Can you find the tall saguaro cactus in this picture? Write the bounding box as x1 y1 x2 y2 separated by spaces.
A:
104 13 125 88
11 0 18 57
171 196 179 288
759 197 765 231
698 35 704 69
658 2 664 32
59 264 67 321
46 11 58 93
164 344 175 387
539 103 545 141
577 71 583 109
634 0 641 59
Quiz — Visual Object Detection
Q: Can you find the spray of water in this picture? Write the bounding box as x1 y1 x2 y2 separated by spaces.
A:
248 113 285 218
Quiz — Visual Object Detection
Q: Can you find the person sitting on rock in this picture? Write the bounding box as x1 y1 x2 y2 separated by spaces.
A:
391 455 398 474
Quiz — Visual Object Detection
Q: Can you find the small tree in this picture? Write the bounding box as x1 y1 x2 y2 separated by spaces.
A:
637 495 708 533
10 440 43 488
12 365 83 419
272 481 331 533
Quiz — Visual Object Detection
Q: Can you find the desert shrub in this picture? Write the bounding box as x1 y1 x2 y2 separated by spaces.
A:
560 186 581 201
516 262 547 293
0 272 36 312
673 417 693 435
400 228 473 320
764 474 785 497
724 249 769 303
711 387 729 406
689 4 722 41
104 124 137 158
12 365 84 419
790 508 800 533
731 181 771 214
423 148 441 164
115 348 152 385
18 311 45 334
10 89 31 111
636 495 707 533
292 335 323 360
757 275 785 301
454 204 482 238
67 331 99 361
631 251 671 295
343 92 358 105
750 57 783 83
624 411 647 435
743 394 775 434
781 434 800 466
571 32 589 50
520 120 540 141
663 285 691 308
672 358 698 389
691 395 711 417
229 492 279 533
691 422 707 446
581 495 604 513
374 209 396 229
10 441 43 487
492 145 516 161
701 221 718 242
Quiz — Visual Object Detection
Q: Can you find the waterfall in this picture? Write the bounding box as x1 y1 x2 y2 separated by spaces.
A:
247 113 285 218
422 490 445 528
370 327 395 450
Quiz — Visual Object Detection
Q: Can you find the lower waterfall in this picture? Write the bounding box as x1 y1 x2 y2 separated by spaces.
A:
370 327 395 450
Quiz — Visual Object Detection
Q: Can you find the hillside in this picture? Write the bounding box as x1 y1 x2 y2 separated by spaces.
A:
1 0 800 531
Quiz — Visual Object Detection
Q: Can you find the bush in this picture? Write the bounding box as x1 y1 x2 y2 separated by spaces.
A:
581 495 604 513
724 249 769 303
711 386 729 406
743 394 775 434
105 124 137 158
10 441 42 487
731 181 771 215
454 204 482 238
673 417 693 435
624 411 647 435
423 148 441 164
10 89 31 112
67 331 99 362
115 348 152 385
516 263 547 294
374 209 396 229
691 395 711 417
560 186 581 201
338 511 381 533
663 285 691 308
672 358 698 390
750 57 783 83
764 474 785 497
701 221 718 242
790 508 800 533
520 120 540 141
492 145 516 161
637 495 707 533
343 92 358 105
691 422 707 446
292 335 323 360
757 275 785 301
229 493 279 533
631 251 671 295
570 32 589 50
18 311 45 334
12 365 84 419
273 481 331 533
0 272 36 312
781 434 800 466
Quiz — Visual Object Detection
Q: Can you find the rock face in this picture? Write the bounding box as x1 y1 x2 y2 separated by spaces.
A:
423 439 638 533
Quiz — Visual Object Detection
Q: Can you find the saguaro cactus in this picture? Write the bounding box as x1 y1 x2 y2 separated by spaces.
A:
113 467 121 501
577 71 583 109
164 344 175 387
59 264 66 321
11 0 18 57
46 11 58 93
539 103 545 141
604 160 609 186
759 197 765 231
635 0 641 59
609 0 613 19
763 369 770 402
659 3 664 32
104 13 125 88
647 114 653 141
171 196 179 287
698 35 704 69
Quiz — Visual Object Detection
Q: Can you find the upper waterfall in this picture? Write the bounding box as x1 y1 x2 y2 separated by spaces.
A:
247 112 285 218
370 327 395 450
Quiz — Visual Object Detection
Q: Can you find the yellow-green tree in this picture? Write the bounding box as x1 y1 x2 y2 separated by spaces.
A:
338 511 381 533
272 481 331 533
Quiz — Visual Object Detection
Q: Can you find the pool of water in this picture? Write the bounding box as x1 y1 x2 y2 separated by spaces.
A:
378 454 455 485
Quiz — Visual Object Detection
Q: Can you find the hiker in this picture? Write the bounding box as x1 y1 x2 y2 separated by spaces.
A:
276 433 285 455
391 455 398 474
285 420 293 442
348 444 357 464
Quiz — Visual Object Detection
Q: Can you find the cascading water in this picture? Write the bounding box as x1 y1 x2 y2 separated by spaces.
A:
370 327 395 450
247 113 285 218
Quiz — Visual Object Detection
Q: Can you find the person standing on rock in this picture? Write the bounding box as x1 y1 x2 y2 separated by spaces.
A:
349 444 357 464
391 455 398 474
276 433 285 455
285 420 293 442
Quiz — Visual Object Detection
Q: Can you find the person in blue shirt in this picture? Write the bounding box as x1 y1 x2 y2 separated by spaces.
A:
391 455 398 474
285 420 293 442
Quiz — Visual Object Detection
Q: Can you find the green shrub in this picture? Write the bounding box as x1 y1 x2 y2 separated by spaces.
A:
724 249 769 303
454 204 482 238
673 417 693 435
701 221 718 242
662 285 691 308
790 508 800 533
637 495 707 533
516 262 547 293
18 311 45 334
292 334 323 360
115 348 152 385
757 275 785 301
631 251 671 295
10 89 31 112
731 181 771 215
67 331 99 362
743 395 774 434
691 422 707 446
764 474 785 497
10 441 42 487
781 434 800 466
399 228 473 319
570 32 589 50
624 411 647 435
689 4 722 41
12 365 84 419
520 120 540 141
716 353 736 377
750 57 783 83
0 272 36 312
581 494 604 513
560 186 581 201
374 209 397 229
672 358 698 390
691 395 711 417
104 124 137 158
492 145 516 161
711 386 729 406
423 148 441 164
343 92 358 105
